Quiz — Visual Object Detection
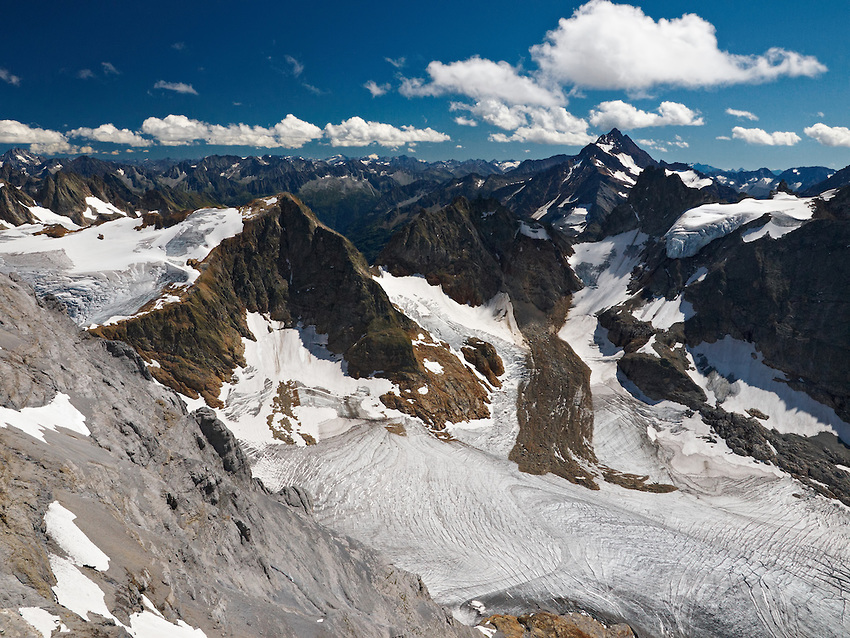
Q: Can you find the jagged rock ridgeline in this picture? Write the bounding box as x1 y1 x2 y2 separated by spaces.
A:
0 273 479 637
94 194 492 429
3 136 850 638
595 165 731 239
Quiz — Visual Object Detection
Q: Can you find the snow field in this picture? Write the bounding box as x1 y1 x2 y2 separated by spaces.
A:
0 206 244 326
665 169 713 190
374 271 527 456
215 312 400 447
632 295 694 330
243 243 850 636
687 336 850 443
665 193 815 258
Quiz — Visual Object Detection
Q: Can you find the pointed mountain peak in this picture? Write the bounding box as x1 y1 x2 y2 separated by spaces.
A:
596 128 626 144
588 128 656 171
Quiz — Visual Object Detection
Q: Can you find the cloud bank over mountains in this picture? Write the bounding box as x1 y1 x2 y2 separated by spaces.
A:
0 0 842 157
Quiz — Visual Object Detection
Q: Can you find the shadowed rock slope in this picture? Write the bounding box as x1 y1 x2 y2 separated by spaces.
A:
595 165 728 239
0 273 477 638
377 197 599 485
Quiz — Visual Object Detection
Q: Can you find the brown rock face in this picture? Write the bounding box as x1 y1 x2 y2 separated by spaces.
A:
462 338 505 388
510 326 597 489
481 611 635 638
380 339 491 430
378 197 581 325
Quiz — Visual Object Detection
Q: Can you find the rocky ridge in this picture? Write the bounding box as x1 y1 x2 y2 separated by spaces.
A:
94 194 493 430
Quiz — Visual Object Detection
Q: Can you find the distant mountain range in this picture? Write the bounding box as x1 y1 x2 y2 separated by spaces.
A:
0 133 842 254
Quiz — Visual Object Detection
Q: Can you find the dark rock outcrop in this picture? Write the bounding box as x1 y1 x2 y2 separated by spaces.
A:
193 406 251 479
684 219 850 424
597 165 722 238
278 486 314 515
618 352 706 410
510 327 596 489
462 338 505 387
378 197 581 325
101 339 153 380
0 181 37 226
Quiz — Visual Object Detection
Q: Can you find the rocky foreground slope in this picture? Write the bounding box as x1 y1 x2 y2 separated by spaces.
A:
0 273 478 638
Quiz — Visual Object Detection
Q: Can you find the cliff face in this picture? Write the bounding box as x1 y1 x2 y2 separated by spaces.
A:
599 165 722 238
0 182 36 226
600 183 850 504
378 197 581 325
0 272 477 638
685 218 850 423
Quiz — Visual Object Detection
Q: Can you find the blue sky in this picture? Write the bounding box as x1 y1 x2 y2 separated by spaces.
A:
1 0 848 169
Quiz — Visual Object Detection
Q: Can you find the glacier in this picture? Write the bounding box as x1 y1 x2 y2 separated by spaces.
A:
665 193 815 258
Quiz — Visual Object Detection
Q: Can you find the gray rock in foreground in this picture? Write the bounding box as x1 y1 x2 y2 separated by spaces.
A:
0 273 476 638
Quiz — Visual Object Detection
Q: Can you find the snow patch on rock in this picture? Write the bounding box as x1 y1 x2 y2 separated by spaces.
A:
215 312 399 448
633 295 694 330
18 608 66 637
0 392 89 442
665 169 712 190
687 336 850 443
45 502 110 571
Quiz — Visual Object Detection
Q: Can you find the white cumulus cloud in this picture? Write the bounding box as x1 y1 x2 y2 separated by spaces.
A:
400 56 564 107
0 68 21 86
153 81 198 95
141 114 322 148
589 100 704 130
804 123 850 147
454 116 477 127
324 117 450 148
68 123 152 147
451 100 529 130
726 108 759 121
637 135 689 153
0 119 75 154
731 126 800 146
452 99 593 146
531 0 826 90
364 80 391 97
